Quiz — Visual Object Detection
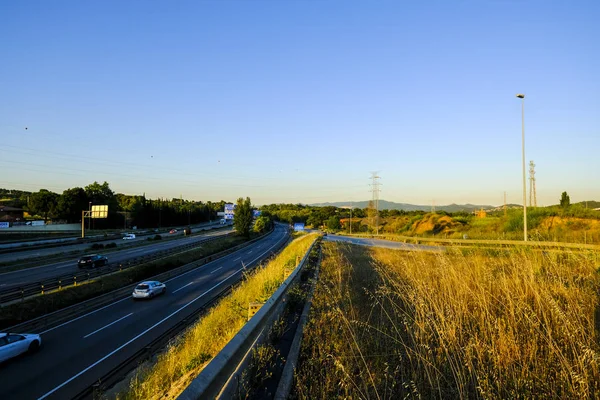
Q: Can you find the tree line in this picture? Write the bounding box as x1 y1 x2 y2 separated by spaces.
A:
1 182 228 229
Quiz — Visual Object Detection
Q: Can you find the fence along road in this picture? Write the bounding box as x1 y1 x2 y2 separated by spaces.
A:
0 226 233 291
0 228 235 305
0 224 290 400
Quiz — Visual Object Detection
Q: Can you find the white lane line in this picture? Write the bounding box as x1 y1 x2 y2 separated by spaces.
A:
247 250 253 254
210 267 222 274
173 282 194 293
37 269 248 400
37 229 287 335
233 257 241 261
55 264 74 269
83 313 133 339
39 297 131 335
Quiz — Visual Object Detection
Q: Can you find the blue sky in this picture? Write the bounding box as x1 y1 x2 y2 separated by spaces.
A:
1 0 598 206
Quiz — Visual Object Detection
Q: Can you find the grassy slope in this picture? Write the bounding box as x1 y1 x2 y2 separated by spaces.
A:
295 242 600 399
349 207 600 244
117 233 318 400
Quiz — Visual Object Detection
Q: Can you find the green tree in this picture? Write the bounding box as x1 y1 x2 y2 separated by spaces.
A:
234 197 253 238
560 191 571 209
56 187 89 222
253 215 271 233
29 189 59 221
326 216 341 230
85 181 118 211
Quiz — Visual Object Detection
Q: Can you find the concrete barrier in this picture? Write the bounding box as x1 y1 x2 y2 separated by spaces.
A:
177 237 317 400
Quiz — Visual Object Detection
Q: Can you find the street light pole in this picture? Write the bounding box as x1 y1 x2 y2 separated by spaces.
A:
516 93 527 241
88 202 92 230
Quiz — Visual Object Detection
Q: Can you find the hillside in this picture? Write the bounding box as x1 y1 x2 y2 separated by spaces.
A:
311 200 495 213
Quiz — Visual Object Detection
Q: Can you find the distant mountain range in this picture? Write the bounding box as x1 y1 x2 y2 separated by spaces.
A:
310 200 519 213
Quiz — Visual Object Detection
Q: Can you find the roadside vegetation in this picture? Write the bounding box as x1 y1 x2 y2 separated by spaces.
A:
294 242 600 399
260 196 600 245
0 234 251 329
116 233 318 400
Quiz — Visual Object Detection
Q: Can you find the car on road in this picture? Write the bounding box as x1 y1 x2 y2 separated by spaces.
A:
78 254 108 268
169 229 177 234
0 332 42 363
123 233 136 240
132 281 167 299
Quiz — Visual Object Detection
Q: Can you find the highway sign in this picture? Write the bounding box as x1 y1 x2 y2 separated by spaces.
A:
91 205 108 218
224 203 235 220
293 223 305 231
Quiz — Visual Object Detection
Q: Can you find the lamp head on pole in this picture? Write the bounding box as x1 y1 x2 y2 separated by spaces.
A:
516 93 525 99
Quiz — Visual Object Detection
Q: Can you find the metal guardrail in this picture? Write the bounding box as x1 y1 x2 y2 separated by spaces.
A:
0 230 234 306
343 232 600 250
72 227 290 400
5 227 279 334
0 221 223 253
177 235 318 400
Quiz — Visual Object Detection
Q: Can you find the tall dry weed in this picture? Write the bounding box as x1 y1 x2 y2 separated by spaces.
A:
296 243 600 399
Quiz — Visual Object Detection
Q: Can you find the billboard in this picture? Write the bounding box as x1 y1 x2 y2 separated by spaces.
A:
0 222 9 229
224 203 236 220
91 205 108 219
293 223 305 231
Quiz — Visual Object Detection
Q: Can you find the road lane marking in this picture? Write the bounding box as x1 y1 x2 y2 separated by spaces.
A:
36 228 286 336
233 257 241 261
247 250 253 254
173 282 194 293
210 267 222 274
37 266 254 400
39 297 132 335
83 313 133 339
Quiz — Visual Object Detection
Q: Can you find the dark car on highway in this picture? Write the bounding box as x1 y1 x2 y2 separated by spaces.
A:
77 254 108 269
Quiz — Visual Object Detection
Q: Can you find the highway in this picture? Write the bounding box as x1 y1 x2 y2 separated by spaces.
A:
0 222 224 263
0 227 233 290
0 224 289 400
323 233 443 251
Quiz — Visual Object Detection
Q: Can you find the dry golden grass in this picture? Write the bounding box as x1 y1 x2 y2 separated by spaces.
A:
295 242 600 399
117 233 318 400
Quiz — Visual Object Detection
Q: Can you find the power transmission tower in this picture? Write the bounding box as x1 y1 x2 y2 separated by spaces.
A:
529 161 537 207
369 172 381 235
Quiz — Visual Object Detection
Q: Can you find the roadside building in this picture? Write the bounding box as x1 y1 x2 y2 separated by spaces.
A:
0 205 24 222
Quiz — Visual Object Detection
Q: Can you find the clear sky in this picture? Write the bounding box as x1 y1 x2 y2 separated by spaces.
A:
1 0 598 206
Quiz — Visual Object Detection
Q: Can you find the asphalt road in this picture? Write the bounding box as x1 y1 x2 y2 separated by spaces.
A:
0 224 290 400
0 222 225 263
0 227 234 290
323 233 443 251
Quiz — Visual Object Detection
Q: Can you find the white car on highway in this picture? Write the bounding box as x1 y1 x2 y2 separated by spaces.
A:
132 281 167 299
0 332 42 363
123 233 136 240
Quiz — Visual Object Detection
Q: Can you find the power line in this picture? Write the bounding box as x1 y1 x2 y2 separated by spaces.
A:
529 160 537 207
369 172 381 235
